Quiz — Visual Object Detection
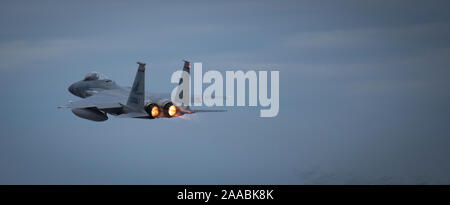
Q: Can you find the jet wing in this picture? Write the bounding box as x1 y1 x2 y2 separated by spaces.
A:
59 89 151 118
59 88 226 117
144 92 228 103
59 89 127 109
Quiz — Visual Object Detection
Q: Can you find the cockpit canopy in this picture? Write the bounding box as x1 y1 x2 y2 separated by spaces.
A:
83 72 110 81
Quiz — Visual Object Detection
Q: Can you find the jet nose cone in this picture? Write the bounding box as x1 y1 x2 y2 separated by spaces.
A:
68 83 76 95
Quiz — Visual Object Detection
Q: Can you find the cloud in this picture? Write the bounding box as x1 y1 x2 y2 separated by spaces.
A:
0 37 149 70
298 169 436 185
0 39 91 69
285 22 450 50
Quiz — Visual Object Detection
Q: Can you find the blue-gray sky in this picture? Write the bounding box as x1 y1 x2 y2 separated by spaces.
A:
1 0 450 184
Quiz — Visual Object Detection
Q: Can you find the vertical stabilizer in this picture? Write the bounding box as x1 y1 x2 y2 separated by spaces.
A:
177 60 191 108
126 62 146 108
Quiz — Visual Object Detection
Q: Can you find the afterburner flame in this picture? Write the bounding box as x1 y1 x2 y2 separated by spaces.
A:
168 105 177 117
151 106 159 117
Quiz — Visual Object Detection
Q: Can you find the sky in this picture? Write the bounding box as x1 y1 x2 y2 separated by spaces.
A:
1 0 450 184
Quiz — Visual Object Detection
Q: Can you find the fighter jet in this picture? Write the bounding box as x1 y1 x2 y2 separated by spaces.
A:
58 61 222 121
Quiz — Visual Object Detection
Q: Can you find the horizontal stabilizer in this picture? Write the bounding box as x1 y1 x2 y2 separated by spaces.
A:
191 109 227 113
117 112 149 118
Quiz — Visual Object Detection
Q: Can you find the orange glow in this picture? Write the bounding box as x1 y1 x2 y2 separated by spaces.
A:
168 105 177 117
151 106 159 117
